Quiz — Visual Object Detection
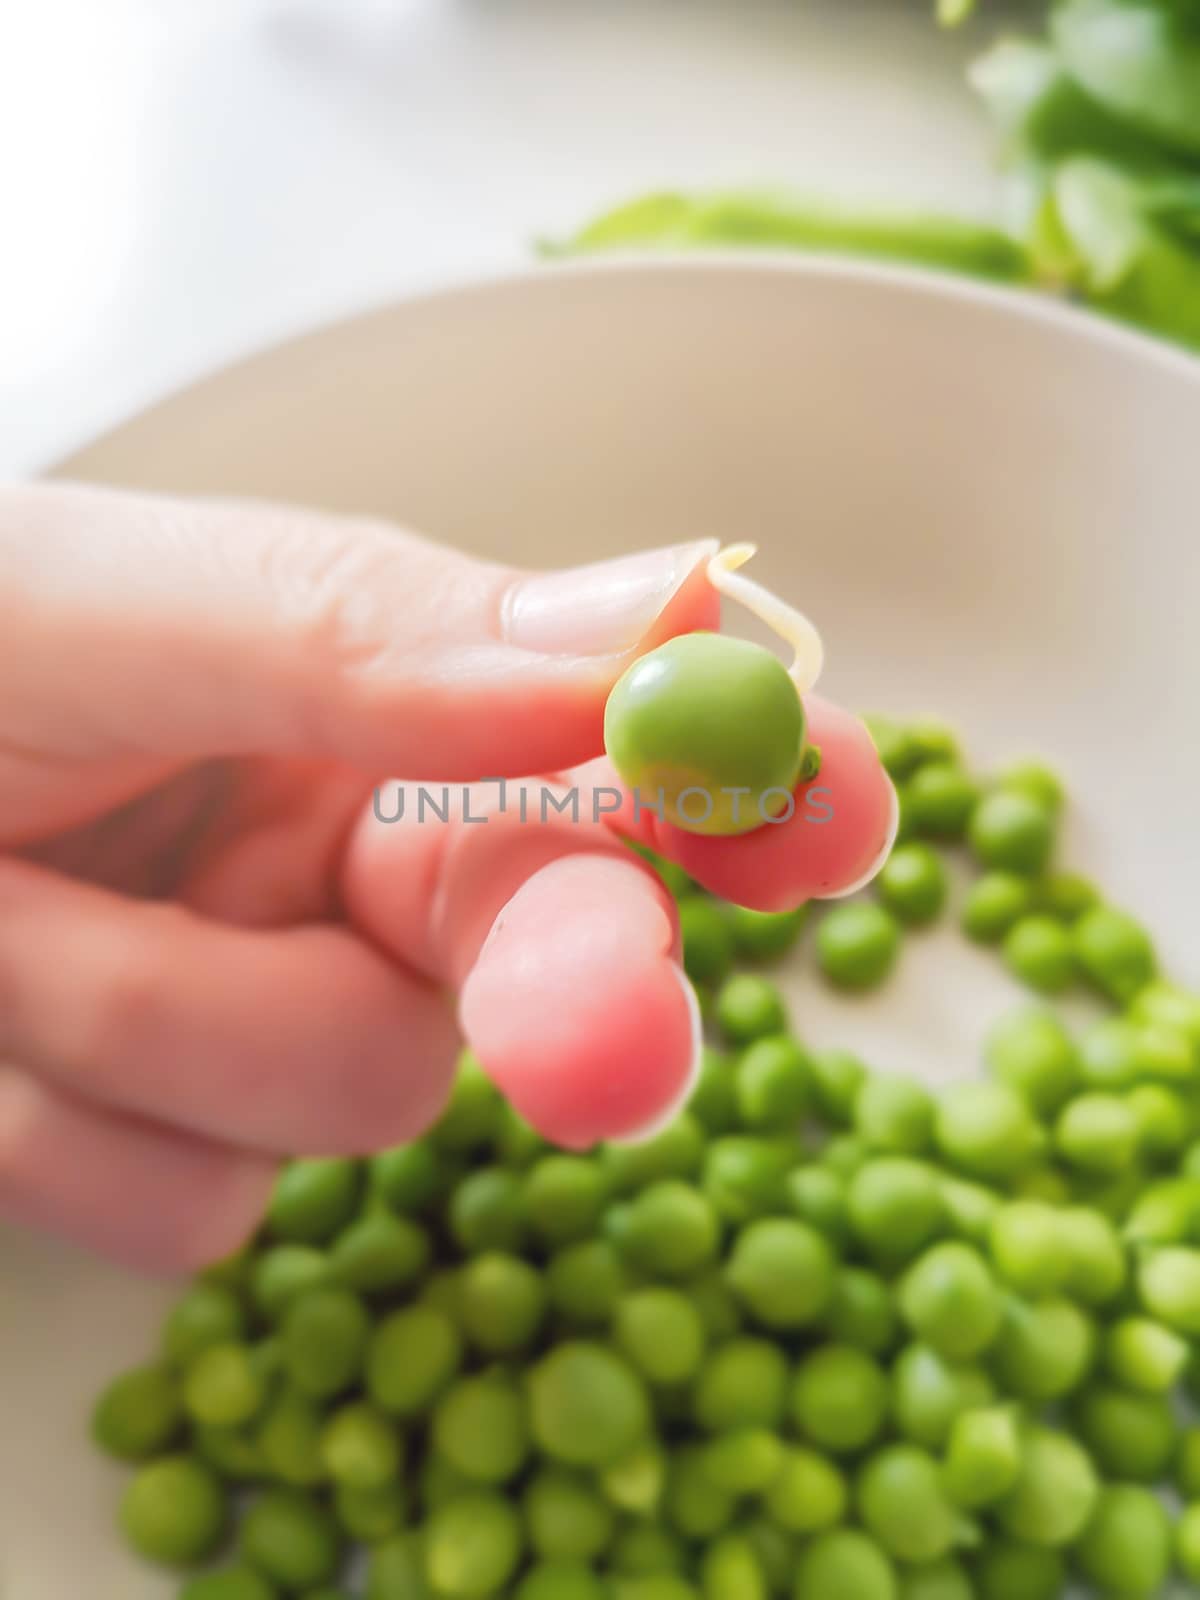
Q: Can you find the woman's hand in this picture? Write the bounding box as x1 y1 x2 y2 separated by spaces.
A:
0 484 894 1271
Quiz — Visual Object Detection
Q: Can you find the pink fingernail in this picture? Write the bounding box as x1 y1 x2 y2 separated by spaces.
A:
501 540 718 656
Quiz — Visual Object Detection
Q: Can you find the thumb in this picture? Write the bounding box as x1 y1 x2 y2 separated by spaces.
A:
5 484 719 780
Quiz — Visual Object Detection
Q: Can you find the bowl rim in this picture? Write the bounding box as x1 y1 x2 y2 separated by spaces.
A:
53 249 1200 476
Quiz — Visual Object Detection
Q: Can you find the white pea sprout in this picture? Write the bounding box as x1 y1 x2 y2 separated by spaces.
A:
707 543 825 694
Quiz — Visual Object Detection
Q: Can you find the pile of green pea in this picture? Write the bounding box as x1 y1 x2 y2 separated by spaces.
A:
92 715 1200 1600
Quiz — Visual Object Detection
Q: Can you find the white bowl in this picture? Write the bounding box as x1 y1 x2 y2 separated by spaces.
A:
7 258 1200 1596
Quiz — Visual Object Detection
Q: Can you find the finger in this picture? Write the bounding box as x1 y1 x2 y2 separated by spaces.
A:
0 484 719 839
0 1067 274 1273
342 782 699 1146
578 695 898 911
0 859 459 1154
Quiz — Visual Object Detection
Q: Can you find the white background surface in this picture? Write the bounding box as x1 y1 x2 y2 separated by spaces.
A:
1 0 1010 477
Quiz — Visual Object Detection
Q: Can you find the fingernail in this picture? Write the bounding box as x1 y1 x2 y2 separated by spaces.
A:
501 539 719 656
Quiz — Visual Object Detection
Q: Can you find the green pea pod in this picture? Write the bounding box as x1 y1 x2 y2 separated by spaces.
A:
1052 157 1200 346
559 191 1029 283
1053 0 1200 159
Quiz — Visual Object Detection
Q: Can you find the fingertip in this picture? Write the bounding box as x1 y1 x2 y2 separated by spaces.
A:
459 853 698 1147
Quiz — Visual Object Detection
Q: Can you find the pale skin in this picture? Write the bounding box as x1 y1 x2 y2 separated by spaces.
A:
0 483 895 1272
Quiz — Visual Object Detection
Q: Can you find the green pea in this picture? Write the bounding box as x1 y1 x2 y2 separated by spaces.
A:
863 713 922 779
1002 914 1075 993
268 1158 360 1243
1178 1427 1200 1500
366 1305 463 1417
994 759 1064 816
984 1008 1079 1114
855 1073 935 1155
524 1468 614 1560
163 1284 247 1366
1079 1018 1149 1089
679 895 736 986
972 1540 1065 1600
598 1437 668 1514
523 1155 606 1246
369 1140 441 1214
610 1180 720 1277
281 1288 369 1399
891 1343 995 1450
899 1241 1001 1359
447 1167 527 1255
961 872 1035 943
326 1210 429 1296
602 1114 705 1191
996 1426 1098 1547
1179 1504 1200 1585
826 1266 899 1354
435 1050 502 1152
688 1048 739 1135
433 1373 529 1485
1124 1177 1200 1244
547 1238 627 1326
334 1479 408 1543
699 1426 784 1493
423 1491 523 1599
1073 905 1156 1003
809 1047 869 1126
256 1387 327 1487
320 1401 401 1488
993 1294 1096 1401
604 633 808 836
1128 1081 1190 1159
702 1137 790 1222
794 1528 897 1600
895 1558 973 1600
515 1560 608 1600
878 843 948 926
1076 1483 1172 1598
821 1132 870 1181
666 1443 737 1538
699 1532 768 1600
764 1445 847 1533
1055 1092 1139 1174
726 904 807 963
614 1287 707 1384
988 1201 1068 1297
457 1252 546 1354
693 1337 788 1431
936 1081 1041 1181
938 1176 1001 1248
1036 868 1099 921
790 1343 889 1453
685 1268 745 1340
904 761 978 839
1059 1206 1127 1305
1073 1384 1177 1480
92 1363 182 1461
365 1533 434 1600
967 790 1054 874
714 974 788 1044
784 1167 850 1246
178 1568 277 1600
419 1453 474 1513
725 1218 835 1329
528 1342 648 1467
120 1455 227 1568
183 1341 269 1427
848 1158 946 1268
943 1405 1022 1509
858 1443 964 1564
735 1035 811 1131
192 1423 266 1485
250 1247 329 1325
1129 981 1200 1053
816 902 901 990
1103 1315 1189 1395
611 1578 699 1600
